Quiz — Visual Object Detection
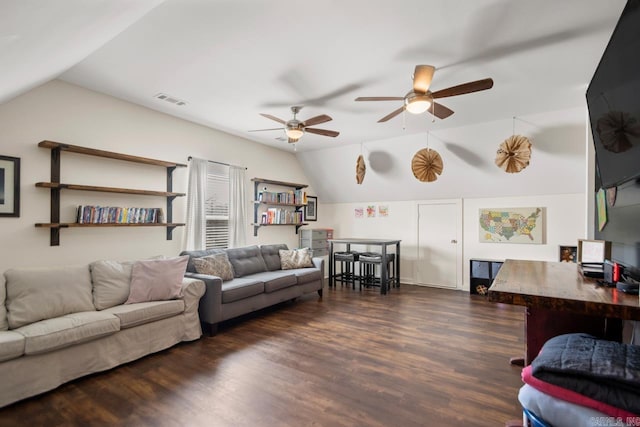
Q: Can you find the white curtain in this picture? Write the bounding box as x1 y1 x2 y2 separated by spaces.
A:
183 157 208 251
229 166 247 248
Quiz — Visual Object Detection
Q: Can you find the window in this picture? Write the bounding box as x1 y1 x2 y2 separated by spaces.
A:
205 162 230 249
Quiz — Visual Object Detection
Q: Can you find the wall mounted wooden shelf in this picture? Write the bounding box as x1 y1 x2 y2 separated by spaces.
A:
251 177 308 236
36 140 186 246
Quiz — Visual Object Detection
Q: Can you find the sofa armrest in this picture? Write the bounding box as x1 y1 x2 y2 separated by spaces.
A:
312 257 325 273
312 257 325 285
180 277 206 315
184 272 223 324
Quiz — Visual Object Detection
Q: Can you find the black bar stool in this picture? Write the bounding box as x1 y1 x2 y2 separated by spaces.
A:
358 252 396 291
333 251 360 289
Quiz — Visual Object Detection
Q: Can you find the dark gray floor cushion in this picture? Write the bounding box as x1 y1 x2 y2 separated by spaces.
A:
260 244 289 271
226 246 268 277
222 278 265 303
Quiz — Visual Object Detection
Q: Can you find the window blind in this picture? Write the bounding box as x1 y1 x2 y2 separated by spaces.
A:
205 162 230 249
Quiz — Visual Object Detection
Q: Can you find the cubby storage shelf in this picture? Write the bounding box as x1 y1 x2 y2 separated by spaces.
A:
36 140 186 246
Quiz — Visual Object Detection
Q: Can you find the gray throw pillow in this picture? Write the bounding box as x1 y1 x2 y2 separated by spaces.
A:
179 248 225 273
193 253 235 281
279 248 314 270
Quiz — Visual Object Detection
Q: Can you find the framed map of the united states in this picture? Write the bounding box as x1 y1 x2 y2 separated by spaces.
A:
479 207 545 244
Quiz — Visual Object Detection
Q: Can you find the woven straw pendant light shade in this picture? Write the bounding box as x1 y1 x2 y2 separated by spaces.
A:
495 135 532 173
356 154 366 184
411 148 443 182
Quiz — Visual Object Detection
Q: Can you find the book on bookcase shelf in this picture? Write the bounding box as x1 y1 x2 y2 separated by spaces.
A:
76 205 165 224
260 208 303 225
257 189 306 205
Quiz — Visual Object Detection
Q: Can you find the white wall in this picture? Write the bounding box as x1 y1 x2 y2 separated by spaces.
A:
462 193 585 291
319 193 585 289
0 80 313 275
0 79 592 292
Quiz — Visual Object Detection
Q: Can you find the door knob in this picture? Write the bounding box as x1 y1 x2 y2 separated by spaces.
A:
451 239 457 244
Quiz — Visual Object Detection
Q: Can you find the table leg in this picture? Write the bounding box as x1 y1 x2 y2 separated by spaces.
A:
395 242 400 288
381 244 388 295
329 241 334 288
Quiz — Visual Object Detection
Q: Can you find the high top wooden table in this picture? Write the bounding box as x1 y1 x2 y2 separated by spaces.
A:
488 259 640 365
328 238 401 294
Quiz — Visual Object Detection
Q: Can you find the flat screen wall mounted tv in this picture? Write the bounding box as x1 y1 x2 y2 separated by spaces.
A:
587 0 640 280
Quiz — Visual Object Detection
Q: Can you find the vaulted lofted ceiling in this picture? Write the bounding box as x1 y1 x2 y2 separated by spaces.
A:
0 0 627 152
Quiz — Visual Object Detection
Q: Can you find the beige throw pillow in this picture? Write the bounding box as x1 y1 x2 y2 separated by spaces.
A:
279 248 314 270
90 260 133 310
4 265 94 329
193 253 235 281
0 282 7 331
125 256 188 304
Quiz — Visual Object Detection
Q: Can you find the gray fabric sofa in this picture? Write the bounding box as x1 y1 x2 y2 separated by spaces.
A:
0 260 205 408
180 244 324 335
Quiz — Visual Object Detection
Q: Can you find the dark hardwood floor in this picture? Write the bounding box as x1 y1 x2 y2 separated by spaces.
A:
0 285 526 427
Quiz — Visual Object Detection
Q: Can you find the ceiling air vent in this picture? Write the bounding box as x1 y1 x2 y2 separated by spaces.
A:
154 93 187 106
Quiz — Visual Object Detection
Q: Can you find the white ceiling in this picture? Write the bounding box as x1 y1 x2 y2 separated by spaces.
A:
0 0 627 152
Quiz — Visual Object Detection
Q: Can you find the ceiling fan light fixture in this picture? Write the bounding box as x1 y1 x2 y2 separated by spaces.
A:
285 127 304 140
404 92 432 114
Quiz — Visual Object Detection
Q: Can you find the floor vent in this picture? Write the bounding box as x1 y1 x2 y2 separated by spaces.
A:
154 93 187 106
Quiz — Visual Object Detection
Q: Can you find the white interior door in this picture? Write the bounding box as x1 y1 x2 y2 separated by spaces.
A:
417 200 462 289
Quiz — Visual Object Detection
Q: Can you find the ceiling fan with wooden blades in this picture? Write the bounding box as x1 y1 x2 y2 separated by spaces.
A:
355 65 494 123
248 106 339 143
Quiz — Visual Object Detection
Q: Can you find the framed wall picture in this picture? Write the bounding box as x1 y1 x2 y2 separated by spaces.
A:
559 245 578 263
305 196 317 221
0 155 20 217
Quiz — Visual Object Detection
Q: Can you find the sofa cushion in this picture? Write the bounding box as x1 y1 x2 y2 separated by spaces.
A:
260 244 289 271
4 265 94 329
226 246 268 278
126 256 189 304
249 271 298 293
103 300 185 329
0 331 25 362
90 260 133 310
0 282 7 331
288 267 322 285
193 253 235 281
15 311 120 355
179 248 225 273
279 248 314 270
221 278 264 303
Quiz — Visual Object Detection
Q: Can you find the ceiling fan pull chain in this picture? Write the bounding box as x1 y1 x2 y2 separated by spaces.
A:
512 115 516 136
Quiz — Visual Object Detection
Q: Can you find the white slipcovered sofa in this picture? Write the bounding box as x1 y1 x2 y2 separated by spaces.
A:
0 256 205 408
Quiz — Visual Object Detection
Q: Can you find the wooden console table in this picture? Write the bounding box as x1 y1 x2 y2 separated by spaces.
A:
488 259 640 365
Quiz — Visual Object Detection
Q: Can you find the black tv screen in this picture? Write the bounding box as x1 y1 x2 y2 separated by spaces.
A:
586 0 640 189
588 0 640 279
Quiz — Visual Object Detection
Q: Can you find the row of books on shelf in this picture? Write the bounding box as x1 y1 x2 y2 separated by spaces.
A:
260 208 304 225
258 189 306 205
76 205 165 224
